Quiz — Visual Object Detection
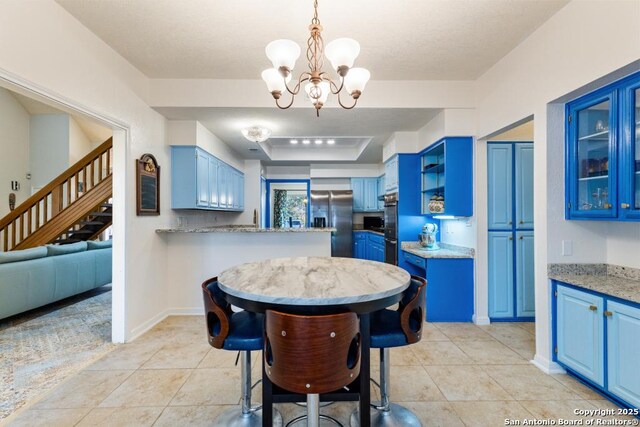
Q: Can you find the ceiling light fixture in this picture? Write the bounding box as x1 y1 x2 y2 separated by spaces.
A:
290 139 299 144
241 126 271 143
261 0 370 117
314 139 323 145
302 139 311 145
327 139 335 145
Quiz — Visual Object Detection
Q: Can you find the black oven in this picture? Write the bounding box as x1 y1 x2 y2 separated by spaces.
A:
383 193 398 264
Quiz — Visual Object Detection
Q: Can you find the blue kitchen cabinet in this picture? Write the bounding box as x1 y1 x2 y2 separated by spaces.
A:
488 144 513 229
366 232 385 262
515 144 534 229
384 156 398 193
420 137 473 217
515 230 535 318
426 258 474 322
606 300 640 408
566 71 640 222
171 146 244 211
353 232 366 259
351 178 365 212
556 284 605 386
488 231 514 318
351 178 382 212
377 175 385 209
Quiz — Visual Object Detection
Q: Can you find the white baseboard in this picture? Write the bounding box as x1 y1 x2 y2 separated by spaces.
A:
167 308 204 316
472 314 491 325
531 354 566 374
127 310 170 342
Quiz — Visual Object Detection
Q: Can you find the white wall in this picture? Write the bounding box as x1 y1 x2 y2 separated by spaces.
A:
0 87 30 217
0 0 168 342
474 0 640 373
29 114 69 190
68 116 93 164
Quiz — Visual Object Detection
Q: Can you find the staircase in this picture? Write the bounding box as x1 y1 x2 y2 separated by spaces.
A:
0 138 113 251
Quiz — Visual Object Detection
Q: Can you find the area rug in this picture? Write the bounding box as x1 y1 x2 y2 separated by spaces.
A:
0 286 115 420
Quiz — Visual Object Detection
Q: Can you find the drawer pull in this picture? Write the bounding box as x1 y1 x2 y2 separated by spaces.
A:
621 203 630 209
589 305 598 311
604 311 613 317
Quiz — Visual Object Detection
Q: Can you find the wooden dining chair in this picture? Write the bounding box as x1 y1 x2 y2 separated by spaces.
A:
351 275 426 427
265 310 361 427
202 277 282 426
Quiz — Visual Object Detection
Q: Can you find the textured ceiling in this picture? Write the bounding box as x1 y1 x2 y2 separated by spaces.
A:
56 0 569 80
154 107 440 163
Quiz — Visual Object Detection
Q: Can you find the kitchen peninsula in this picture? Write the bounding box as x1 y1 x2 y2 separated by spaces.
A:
156 226 335 316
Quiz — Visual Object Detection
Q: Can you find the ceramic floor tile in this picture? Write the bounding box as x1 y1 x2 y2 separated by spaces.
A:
514 322 536 334
455 339 529 365
478 323 536 342
369 346 422 367
425 365 512 401
140 339 210 369
483 365 580 401
153 405 229 427
76 406 164 426
84 341 162 371
587 400 638 421
402 401 465 426
99 369 191 408
374 365 446 402
170 368 241 406
451 401 533 427
434 323 495 341
411 340 475 365
501 338 536 360
519 400 598 421
33 370 133 409
551 374 605 400
421 323 451 341
5 408 91 427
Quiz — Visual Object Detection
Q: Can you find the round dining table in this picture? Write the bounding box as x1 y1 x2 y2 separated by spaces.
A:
218 256 411 427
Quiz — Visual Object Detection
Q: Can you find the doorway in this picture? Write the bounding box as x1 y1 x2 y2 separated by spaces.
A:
265 179 311 228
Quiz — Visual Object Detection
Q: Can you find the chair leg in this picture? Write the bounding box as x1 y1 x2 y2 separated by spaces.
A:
307 393 320 427
213 351 283 427
349 348 422 427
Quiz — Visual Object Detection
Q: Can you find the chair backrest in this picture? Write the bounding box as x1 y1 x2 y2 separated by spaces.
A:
201 277 232 349
399 275 427 344
264 310 361 395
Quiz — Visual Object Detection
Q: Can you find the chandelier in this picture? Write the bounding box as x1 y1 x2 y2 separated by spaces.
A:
261 0 370 117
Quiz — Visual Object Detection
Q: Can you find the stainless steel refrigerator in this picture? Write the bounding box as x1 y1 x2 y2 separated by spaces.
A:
310 190 353 257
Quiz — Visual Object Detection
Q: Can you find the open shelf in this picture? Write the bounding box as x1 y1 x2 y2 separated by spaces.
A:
423 186 445 193
422 163 445 174
578 130 609 141
578 174 609 181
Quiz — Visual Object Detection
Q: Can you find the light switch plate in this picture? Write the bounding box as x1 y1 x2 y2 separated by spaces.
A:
562 240 573 256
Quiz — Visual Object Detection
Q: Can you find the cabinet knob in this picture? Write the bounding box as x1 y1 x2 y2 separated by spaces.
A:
519 220 524 224
603 203 612 209
509 221 513 225
519 236 524 240
621 203 630 209
589 305 598 311
604 310 613 317
509 236 513 240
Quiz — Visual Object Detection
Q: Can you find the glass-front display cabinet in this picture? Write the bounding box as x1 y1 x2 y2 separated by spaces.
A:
566 71 640 221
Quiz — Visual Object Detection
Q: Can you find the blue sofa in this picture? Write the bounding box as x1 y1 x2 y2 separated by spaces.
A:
0 241 112 320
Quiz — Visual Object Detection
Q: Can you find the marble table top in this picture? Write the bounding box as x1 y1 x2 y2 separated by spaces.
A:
219 256 411 306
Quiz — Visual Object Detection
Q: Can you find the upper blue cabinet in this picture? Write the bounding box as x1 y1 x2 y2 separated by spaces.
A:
351 177 382 212
566 72 640 221
171 146 244 212
420 137 473 217
384 156 398 193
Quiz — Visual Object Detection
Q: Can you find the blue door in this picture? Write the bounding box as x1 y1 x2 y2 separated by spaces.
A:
196 150 210 208
488 144 513 230
515 231 535 317
488 231 514 318
351 178 365 212
515 144 534 229
606 300 640 408
621 82 640 220
556 284 604 386
365 178 378 211
353 233 366 259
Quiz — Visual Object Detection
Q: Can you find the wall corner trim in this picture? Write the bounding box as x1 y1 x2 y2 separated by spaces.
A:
531 354 566 374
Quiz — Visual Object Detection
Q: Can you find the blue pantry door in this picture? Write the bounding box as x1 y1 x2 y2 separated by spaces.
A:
556 285 604 386
515 231 535 317
488 231 514 318
515 144 534 229
488 144 513 229
606 301 640 408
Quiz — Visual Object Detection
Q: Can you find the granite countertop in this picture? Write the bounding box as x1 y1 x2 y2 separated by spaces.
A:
219 256 410 306
353 229 385 236
548 264 640 304
156 225 336 233
401 241 475 259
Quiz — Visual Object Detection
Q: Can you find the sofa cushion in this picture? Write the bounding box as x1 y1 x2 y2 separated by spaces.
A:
0 246 48 264
46 241 88 256
87 240 112 250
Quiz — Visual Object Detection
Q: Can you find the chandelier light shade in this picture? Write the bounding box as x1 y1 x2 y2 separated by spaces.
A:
261 0 370 117
241 126 271 143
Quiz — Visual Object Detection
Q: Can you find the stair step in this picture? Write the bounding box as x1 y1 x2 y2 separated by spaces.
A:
101 203 113 208
89 212 112 217
79 220 105 226
53 239 82 245
68 230 93 235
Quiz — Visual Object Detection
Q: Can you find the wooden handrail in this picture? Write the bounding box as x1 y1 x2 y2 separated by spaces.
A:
0 137 112 251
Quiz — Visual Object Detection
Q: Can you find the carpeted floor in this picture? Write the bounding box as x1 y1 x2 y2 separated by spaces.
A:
0 286 114 420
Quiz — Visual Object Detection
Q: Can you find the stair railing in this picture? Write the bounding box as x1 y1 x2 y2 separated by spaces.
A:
0 137 113 251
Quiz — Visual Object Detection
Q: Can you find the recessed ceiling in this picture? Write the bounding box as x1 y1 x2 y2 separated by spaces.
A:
56 0 569 80
154 107 440 164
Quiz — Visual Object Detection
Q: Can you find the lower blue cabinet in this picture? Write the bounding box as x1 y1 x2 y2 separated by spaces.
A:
352 232 385 261
606 301 640 408
488 232 514 318
353 232 367 259
516 231 535 317
556 284 605 386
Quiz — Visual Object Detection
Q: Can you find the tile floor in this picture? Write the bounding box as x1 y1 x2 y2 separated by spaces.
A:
4 316 633 427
